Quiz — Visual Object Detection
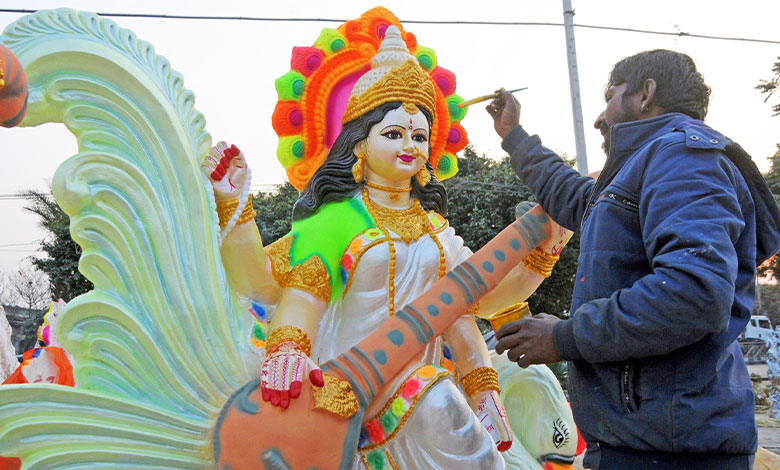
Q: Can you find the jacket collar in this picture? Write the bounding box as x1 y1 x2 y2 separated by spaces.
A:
610 113 698 154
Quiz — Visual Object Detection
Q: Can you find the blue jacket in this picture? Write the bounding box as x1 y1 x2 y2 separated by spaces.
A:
502 113 780 461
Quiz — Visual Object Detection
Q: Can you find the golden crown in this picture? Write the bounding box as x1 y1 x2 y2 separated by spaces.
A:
342 26 436 123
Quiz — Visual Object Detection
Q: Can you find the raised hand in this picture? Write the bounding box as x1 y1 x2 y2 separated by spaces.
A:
468 389 513 452
516 201 572 256
200 141 248 201
260 340 324 409
538 222 573 257
485 87 521 139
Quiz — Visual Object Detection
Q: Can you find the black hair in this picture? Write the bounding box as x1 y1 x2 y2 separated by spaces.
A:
608 49 711 120
292 101 447 220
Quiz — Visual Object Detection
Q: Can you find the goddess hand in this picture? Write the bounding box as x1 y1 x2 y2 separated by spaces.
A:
468 389 513 452
200 141 248 201
260 341 324 409
538 221 572 257
516 201 572 257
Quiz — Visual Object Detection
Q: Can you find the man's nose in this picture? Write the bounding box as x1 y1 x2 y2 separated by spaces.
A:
594 110 606 129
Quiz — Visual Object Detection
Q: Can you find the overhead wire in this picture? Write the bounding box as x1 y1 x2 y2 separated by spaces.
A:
0 8 778 44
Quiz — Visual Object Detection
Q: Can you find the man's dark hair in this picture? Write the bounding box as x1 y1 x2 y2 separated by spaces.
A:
609 49 711 120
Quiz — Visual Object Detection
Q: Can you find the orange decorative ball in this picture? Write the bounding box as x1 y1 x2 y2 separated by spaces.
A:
0 44 28 128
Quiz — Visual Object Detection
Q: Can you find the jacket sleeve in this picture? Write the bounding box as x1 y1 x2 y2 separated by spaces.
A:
501 125 595 232
553 142 747 362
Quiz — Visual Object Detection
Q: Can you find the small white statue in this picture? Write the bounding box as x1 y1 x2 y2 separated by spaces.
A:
767 326 780 418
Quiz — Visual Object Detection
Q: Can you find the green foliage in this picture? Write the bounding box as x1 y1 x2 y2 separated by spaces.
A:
251 183 298 245
444 146 579 317
444 146 531 248
757 58 780 301
756 57 780 116
758 148 780 281
21 190 93 302
754 282 780 329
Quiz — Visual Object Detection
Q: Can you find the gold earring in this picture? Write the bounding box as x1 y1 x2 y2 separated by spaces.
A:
352 151 366 183
415 167 431 187
640 104 648 112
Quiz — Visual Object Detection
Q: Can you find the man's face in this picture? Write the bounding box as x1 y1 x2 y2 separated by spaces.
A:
594 111 611 155
594 82 642 155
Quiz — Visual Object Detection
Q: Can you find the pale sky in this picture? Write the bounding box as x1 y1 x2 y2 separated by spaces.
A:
0 0 778 275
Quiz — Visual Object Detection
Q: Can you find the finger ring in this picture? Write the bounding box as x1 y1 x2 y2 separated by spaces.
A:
517 353 526 361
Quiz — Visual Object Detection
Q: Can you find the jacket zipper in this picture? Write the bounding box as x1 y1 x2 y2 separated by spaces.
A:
581 171 606 229
623 361 634 413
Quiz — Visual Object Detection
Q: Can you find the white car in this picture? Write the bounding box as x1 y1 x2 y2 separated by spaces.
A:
742 315 774 341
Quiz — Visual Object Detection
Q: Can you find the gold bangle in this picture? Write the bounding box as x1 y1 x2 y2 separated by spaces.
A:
216 198 239 229
522 247 560 278
460 366 500 398
266 325 312 356
237 194 257 225
465 302 480 316
217 195 256 229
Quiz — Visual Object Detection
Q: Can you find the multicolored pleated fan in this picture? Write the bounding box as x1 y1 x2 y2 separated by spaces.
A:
271 6 469 191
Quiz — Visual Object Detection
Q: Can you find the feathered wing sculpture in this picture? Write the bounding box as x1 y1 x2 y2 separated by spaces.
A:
0 9 258 467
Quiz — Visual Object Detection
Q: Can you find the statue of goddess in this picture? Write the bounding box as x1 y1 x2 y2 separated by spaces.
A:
202 10 573 470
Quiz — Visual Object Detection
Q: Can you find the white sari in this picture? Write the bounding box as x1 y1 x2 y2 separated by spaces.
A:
312 220 505 470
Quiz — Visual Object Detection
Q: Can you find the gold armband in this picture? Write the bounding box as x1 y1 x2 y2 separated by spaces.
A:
522 247 560 278
265 325 312 356
217 195 256 229
460 366 501 398
265 236 332 302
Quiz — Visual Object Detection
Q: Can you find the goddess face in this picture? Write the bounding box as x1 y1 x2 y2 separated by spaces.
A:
358 106 430 187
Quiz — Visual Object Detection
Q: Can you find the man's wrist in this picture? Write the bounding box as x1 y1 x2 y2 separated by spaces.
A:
500 125 529 154
552 319 584 361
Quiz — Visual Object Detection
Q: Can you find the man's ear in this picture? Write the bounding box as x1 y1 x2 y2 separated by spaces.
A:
640 79 657 112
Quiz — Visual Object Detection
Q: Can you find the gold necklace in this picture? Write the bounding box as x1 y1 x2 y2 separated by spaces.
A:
364 180 412 202
362 188 446 316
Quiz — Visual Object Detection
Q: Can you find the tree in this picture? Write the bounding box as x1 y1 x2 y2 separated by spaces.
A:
755 281 780 329
0 274 13 306
756 57 780 116
1 261 51 311
21 190 92 302
757 58 780 280
444 146 579 317
251 183 298 245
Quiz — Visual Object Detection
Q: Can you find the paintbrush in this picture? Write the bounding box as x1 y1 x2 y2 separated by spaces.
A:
457 87 528 108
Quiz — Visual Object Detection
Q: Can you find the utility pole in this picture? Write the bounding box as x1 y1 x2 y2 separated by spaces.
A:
562 0 588 174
